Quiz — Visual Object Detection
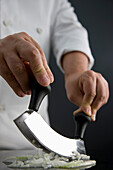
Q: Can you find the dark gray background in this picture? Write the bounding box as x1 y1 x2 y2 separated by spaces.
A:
48 0 113 165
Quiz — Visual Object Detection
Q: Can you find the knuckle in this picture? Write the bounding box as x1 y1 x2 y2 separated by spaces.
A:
5 34 23 45
103 95 108 104
7 34 15 41
97 73 102 77
82 70 95 82
31 48 39 57
20 32 29 37
86 70 95 77
45 65 50 72
27 48 39 60
98 95 106 103
7 32 29 42
87 91 96 98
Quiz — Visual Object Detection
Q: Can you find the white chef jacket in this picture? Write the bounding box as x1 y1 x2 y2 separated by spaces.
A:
0 0 94 149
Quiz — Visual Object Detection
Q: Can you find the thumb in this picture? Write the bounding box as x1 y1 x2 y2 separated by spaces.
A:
73 106 92 117
73 107 82 115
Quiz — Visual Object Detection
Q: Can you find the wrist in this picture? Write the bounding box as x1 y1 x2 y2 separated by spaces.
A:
62 51 89 77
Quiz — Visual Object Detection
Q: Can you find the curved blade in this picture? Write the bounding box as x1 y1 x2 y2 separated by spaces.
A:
14 111 86 157
24 111 85 157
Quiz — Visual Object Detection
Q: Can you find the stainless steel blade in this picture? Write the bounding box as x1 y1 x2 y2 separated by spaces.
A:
76 139 86 154
14 110 86 157
24 111 86 157
14 110 45 150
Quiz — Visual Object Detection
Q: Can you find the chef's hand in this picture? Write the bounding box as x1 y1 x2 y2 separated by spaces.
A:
62 52 109 121
0 32 54 97
65 71 109 121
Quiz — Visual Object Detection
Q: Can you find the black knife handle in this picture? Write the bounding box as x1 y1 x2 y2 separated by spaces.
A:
28 77 51 112
74 112 91 139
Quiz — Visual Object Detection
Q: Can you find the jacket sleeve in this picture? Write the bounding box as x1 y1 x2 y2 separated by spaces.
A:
51 0 94 72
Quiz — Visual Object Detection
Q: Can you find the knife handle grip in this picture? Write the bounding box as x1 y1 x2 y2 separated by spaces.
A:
28 77 51 112
74 112 91 139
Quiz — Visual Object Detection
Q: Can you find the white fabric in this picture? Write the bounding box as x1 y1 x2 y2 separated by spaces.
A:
0 0 94 149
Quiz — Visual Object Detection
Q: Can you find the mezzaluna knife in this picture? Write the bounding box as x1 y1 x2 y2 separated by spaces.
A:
14 78 91 158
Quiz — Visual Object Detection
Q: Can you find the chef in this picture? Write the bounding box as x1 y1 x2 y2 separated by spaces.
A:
0 0 109 149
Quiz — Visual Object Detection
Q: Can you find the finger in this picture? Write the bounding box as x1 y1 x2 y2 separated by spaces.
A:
80 74 96 116
0 57 25 97
73 107 82 116
66 84 83 107
25 36 54 83
16 40 50 86
91 74 109 121
4 52 30 94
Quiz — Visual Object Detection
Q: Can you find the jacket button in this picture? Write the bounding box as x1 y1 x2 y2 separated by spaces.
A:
36 27 43 34
2 20 12 27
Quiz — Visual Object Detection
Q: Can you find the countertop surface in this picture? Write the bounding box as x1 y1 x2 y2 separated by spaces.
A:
0 150 113 170
0 150 36 170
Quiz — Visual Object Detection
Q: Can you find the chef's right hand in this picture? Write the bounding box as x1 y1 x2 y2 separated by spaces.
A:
0 32 54 97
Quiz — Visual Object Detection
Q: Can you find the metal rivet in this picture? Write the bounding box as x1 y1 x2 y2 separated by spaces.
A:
32 140 35 144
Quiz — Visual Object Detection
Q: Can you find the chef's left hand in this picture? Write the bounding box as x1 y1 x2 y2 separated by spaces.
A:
65 70 109 121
